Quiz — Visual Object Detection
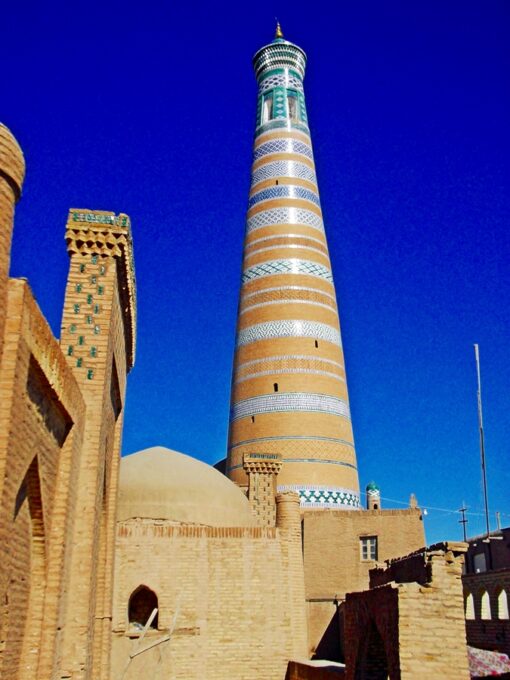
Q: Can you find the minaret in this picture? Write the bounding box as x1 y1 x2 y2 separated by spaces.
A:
227 26 360 510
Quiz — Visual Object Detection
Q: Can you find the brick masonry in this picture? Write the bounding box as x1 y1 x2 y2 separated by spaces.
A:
344 543 471 679
0 279 85 680
303 507 425 654
0 126 136 680
110 498 308 680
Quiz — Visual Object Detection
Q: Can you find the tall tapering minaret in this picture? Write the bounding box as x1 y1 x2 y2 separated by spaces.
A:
226 26 360 510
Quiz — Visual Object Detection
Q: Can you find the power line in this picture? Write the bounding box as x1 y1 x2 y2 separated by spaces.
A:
358 490 510 520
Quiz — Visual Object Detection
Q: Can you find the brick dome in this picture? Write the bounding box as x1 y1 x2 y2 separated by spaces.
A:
118 446 256 527
0 124 25 199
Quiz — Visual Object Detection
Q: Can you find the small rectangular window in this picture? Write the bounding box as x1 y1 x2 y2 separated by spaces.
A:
67 345 73 356
90 276 97 284
75 283 82 293
78 336 84 345
94 305 100 314
91 255 98 264
99 265 106 275
86 315 92 324
263 95 273 123
287 92 299 120
87 294 93 304
69 324 76 333
79 263 86 273
90 347 97 357
73 304 80 314
360 536 378 561
87 369 94 380
94 325 100 335
98 285 104 295
76 358 83 368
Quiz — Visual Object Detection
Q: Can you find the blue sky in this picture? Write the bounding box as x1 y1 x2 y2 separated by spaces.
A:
3 0 509 543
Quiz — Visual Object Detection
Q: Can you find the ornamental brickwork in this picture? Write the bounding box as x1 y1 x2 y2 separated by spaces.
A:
226 33 360 509
59 210 135 680
0 126 136 680
244 453 283 526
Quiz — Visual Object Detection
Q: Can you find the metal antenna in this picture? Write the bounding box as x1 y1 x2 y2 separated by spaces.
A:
474 344 491 540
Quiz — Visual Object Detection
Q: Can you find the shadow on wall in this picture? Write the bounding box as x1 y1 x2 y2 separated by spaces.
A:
312 603 342 663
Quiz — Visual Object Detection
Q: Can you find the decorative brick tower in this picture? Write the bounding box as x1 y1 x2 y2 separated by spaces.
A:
227 26 360 510
59 209 136 680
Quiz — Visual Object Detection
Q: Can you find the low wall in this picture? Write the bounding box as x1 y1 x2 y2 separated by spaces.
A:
286 661 345 679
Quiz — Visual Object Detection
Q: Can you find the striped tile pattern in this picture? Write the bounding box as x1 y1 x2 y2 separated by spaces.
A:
226 38 360 507
242 259 333 284
236 320 341 348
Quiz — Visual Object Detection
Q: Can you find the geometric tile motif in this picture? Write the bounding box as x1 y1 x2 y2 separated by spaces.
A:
246 208 324 234
228 434 354 452
235 355 344 382
245 234 327 253
248 185 321 209
242 259 333 284
242 285 336 304
255 119 310 136
259 72 304 94
236 319 342 348
243 243 327 261
240 298 335 316
273 86 287 119
230 392 351 421
234 367 344 384
251 161 317 188
278 484 360 509
238 354 343 371
254 138 313 161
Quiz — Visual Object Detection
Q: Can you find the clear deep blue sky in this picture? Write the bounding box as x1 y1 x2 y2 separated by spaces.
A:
3 1 509 543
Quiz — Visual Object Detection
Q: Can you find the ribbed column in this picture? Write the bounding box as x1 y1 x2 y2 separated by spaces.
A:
226 30 360 510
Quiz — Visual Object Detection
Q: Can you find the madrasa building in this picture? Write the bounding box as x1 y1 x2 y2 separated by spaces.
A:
0 25 475 680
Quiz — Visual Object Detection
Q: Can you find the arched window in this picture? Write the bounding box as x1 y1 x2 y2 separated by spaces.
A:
128 586 158 629
498 589 509 620
465 592 475 620
481 590 491 620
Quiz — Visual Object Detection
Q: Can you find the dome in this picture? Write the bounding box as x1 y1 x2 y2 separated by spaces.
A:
0 124 25 198
366 481 380 492
118 446 256 527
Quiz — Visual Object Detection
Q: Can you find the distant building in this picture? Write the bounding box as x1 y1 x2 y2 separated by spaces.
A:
465 527 510 574
463 528 510 657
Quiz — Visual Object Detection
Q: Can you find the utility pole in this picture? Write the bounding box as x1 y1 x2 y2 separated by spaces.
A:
459 504 468 542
